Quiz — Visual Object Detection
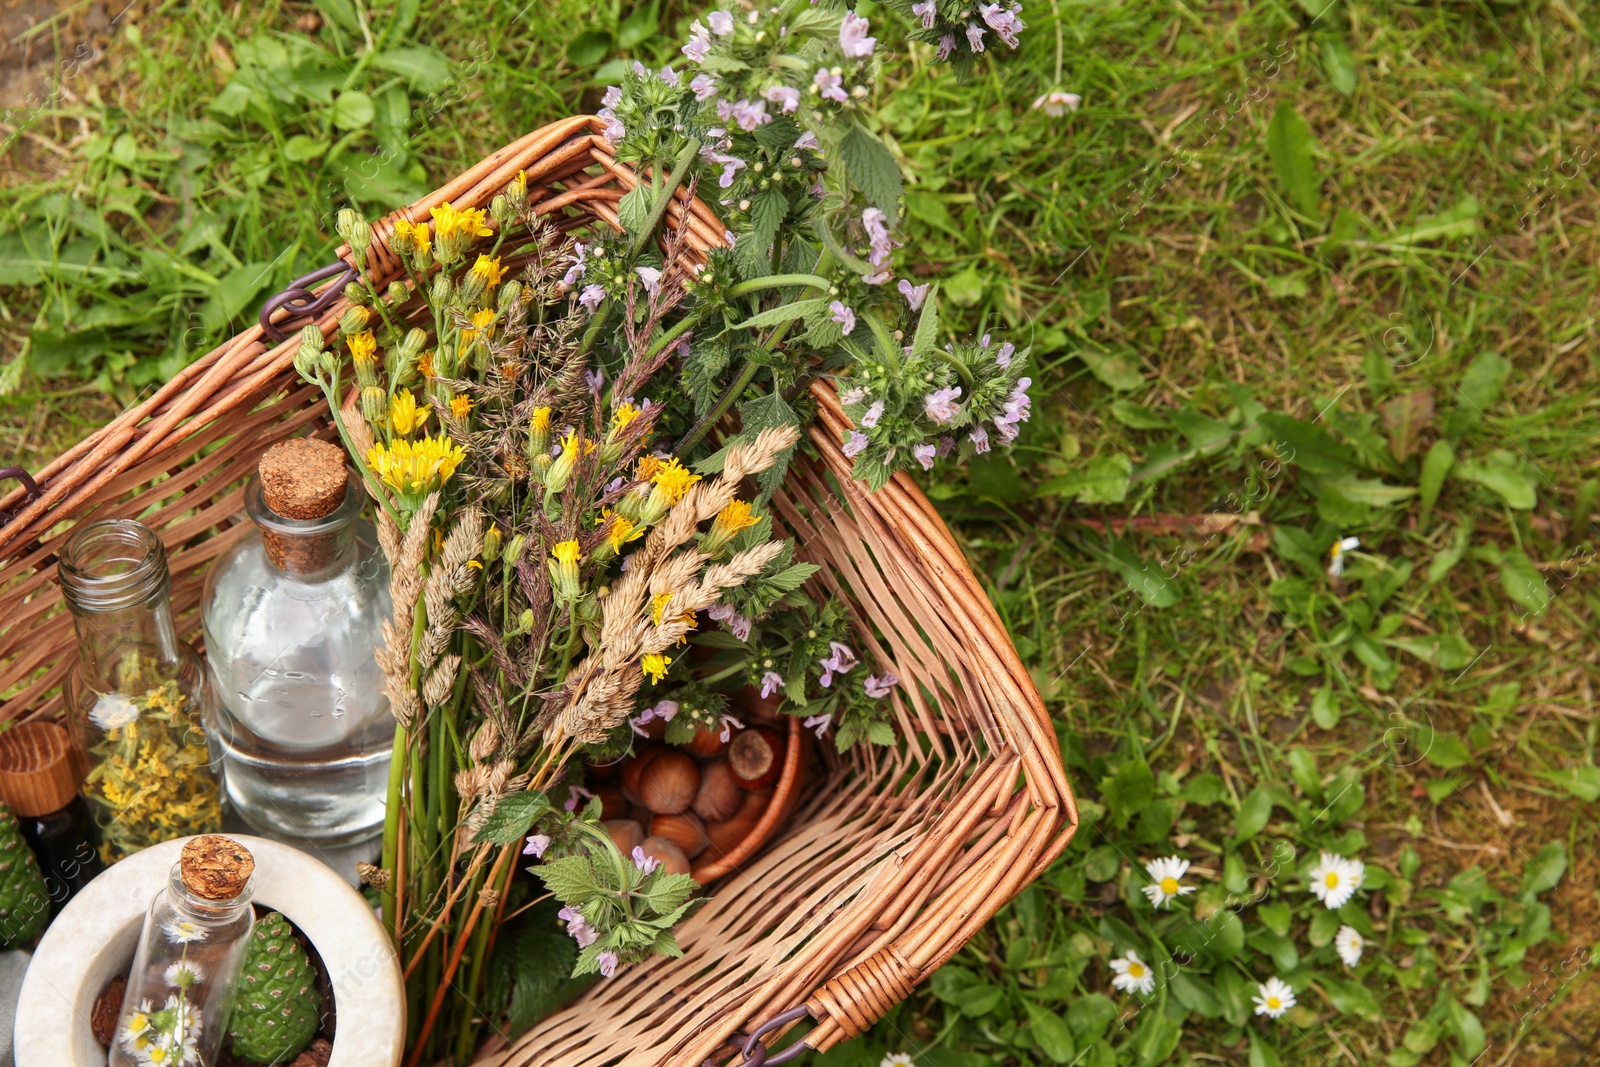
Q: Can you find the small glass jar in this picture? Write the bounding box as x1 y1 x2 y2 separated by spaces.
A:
60 519 223 863
202 438 393 846
110 836 256 1067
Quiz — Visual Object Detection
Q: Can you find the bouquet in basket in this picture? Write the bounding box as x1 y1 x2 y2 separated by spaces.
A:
291 0 1035 1058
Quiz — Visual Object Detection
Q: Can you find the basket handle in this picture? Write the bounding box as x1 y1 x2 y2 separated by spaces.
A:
715 945 920 1065
0 467 41 529
259 261 360 343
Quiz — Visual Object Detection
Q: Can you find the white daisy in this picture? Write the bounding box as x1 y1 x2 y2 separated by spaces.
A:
90 692 140 731
1327 536 1360 577
1140 856 1196 908
1335 925 1365 968
1031 90 1082 116
880 1055 915 1067
1109 950 1156 996
161 918 207 944
1308 852 1365 909
1253 976 1296 1019
164 960 203 989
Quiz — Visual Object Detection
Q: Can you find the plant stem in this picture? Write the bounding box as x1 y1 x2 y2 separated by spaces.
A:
726 273 833 297
380 722 407 939
627 138 703 262
674 358 761 455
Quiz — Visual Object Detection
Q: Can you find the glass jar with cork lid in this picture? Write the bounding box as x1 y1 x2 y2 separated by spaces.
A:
202 437 393 846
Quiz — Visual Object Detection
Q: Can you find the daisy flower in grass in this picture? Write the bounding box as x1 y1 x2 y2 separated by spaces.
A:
1335 925 1365 968
1327 535 1360 577
1253 976 1296 1019
881 1056 916 1067
1140 856 1195 908
1109 950 1155 996
1308 852 1364 909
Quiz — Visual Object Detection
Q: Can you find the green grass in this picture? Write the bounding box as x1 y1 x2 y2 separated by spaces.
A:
4 0 1600 1064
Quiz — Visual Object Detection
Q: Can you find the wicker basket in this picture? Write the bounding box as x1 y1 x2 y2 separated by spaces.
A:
0 115 1077 1067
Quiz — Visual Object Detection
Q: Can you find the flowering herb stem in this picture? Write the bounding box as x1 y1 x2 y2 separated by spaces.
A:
675 357 762 455
726 274 834 298
626 137 703 262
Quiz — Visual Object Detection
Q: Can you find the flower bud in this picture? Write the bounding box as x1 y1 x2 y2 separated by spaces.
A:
482 526 503 563
548 540 584 604
528 406 552 459
431 274 453 306
339 306 370 338
360 386 389 426
498 280 522 312
490 194 514 226
387 281 408 305
544 430 582 495
503 534 526 566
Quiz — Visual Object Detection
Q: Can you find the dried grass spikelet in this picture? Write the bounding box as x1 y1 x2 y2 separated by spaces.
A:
550 427 798 746
375 492 439 728
419 507 485 670
470 720 501 763
356 862 391 890
423 654 461 709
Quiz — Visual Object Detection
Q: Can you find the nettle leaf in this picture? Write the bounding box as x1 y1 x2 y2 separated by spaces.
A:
617 182 653 235
535 855 603 904
471 790 551 845
735 298 825 330
738 391 802 496
910 286 940 360
839 125 902 223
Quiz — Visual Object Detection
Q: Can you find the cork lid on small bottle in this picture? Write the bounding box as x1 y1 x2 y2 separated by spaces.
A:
259 438 348 521
0 721 80 818
180 835 255 901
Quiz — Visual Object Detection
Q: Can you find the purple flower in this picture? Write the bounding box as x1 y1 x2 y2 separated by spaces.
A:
562 242 588 287
597 950 619 978
629 714 650 737
913 443 937 470
606 475 627 494
810 178 827 199
708 151 747 187
578 285 607 314
830 300 856 334
730 613 752 641
937 435 956 458
861 400 885 428
993 378 1032 441
795 130 820 151
658 65 681 87
599 108 625 144
996 341 1015 367
819 641 858 687
560 906 599 948
965 22 986 52
691 73 719 100
862 207 893 268
760 670 785 699
708 9 735 34
980 3 1024 48
969 423 991 453
764 85 801 114
636 265 662 297
683 25 712 62
523 834 551 858
731 98 770 131
864 672 898 698
601 86 622 108
716 98 734 121
803 713 833 739
815 68 848 104
842 430 869 458
912 0 937 28
719 714 744 743
923 386 962 424
839 12 876 57
653 699 679 720
839 386 866 405
936 34 956 61
565 785 594 812
586 368 605 395
632 845 660 875
899 279 930 311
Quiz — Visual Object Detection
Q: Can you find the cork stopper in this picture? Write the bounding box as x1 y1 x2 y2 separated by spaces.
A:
259 438 348 521
0 721 80 817
180 835 255 901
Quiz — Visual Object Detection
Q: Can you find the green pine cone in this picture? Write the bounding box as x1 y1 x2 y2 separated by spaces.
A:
227 911 323 1064
0 804 49 948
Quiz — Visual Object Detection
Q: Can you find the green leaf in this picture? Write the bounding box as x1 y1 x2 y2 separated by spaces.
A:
1023 1002 1077 1063
616 182 653 234
330 90 375 130
1421 728 1474 770
909 285 940 360
1170 971 1223 1018
534 855 603 903
944 264 984 308
1172 408 1233 452
1308 908 1342 947
1180 773 1227 805
1258 412 1364 473
1381 196 1481 249
1538 765 1600 801
283 134 329 162
1074 341 1144 392
735 299 826 331
1311 683 1341 729
370 46 453 92
1083 539 1179 607
1249 1033 1283 1067
838 125 902 223
1100 759 1155 827
1417 439 1454 528
958 984 1005 1018
486 903 588 1036
1384 632 1476 671
1319 33 1358 95
1109 400 1171 430
1521 841 1567 897
1424 775 1467 803
1288 747 1321 798
1444 350 1511 440
1455 450 1538 510
1037 454 1133 504
1083 844 1121 882
1066 994 1116 1042
471 790 551 845
1209 909 1245 962
566 29 612 67
1257 900 1292 937
617 1 659 48
1266 101 1321 217
1233 786 1274 842
1498 548 1552 615
197 261 276 331
1321 976 1381 1021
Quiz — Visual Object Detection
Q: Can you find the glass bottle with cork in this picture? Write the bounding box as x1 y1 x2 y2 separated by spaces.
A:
0 720 104 912
109 835 257 1067
203 437 394 846
59 519 223 862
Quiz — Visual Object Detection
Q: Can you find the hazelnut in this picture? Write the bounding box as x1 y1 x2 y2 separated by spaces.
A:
649 812 709 858
640 835 691 877
692 760 744 822
594 786 626 821
684 725 728 758
728 726 784 790
638 750 701 815
587 758 622 782
604 819 644 854
619 746 663 806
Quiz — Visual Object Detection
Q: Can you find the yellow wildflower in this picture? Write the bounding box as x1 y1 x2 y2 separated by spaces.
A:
636 455 665 481
612 401 643 432
532 407 552 432
348 330 378 363
549 539 584 602
451 394 473 420
366 434 466 497
529 405 553 456
431 201 492 241
418 350 436 378
389 389 430 437
641 652 673 684
652 458 699 503
462 307 497 345
702 498 761 555
469 253 507 288
650 591 674 625
393 217 432 257
604 509 642 553
552 540 582 566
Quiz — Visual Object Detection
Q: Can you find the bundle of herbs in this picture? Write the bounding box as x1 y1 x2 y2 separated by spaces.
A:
292 0 1034 1060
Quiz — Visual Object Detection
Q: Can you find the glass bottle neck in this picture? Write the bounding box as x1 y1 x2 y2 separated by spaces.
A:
165 862 253 924
245 471 362 579
59 520 186 691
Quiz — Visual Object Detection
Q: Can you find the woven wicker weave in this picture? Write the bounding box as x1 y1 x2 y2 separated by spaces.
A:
0 114 1077 1067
